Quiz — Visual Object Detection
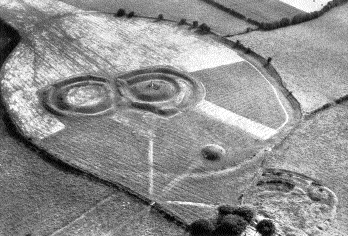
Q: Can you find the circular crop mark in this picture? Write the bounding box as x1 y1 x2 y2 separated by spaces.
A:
115 66 205 117
41 75 114 116
201 144 226 161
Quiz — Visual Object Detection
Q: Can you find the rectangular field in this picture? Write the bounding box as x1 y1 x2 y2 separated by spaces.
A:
61 0 256 34
192 61 286 129
207 0 304 22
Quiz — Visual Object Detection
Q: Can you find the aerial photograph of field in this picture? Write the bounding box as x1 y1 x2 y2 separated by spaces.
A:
0 0 347 235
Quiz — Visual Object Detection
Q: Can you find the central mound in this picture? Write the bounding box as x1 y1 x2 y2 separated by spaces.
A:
128 74 179 102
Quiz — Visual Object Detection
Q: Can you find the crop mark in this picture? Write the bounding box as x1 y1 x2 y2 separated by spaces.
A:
195 100 277 140
148 138 154 196
246 62 289 132
166 201 216 208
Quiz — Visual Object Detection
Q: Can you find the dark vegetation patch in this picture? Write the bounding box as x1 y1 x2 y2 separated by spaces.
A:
255 219 276 236
189 205 257 236
114 8 126 17
217 205 255 224
214 214 248 236
189 218 215 236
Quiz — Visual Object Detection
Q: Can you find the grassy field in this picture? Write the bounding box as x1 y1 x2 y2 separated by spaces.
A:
0 0 298 232
0 22 117 236
206 0 303 22
232 3 348 114
192 61 286 129
61 0 255 35
260 103 348 235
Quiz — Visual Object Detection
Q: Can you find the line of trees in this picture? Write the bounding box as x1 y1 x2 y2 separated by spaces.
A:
200 0 348 30
199 0 250 22
258 0 348 30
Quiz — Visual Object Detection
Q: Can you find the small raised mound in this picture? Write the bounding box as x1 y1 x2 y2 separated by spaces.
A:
41 75 114 116
201 144 226 161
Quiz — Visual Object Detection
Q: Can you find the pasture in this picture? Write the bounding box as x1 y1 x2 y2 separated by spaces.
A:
205 0 303 22
233 3 348 114
61 0 255 35
0 1 296 226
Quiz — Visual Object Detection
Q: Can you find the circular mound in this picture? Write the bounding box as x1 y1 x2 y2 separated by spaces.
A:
128 75 179 102
115 66 205 117
214 214 248 236
41 75 114 116
201 144 226 161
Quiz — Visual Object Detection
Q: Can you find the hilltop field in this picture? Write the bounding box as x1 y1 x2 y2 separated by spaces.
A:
0 0 348 236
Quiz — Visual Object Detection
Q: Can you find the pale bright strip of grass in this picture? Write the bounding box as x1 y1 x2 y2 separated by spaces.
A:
195 100 277 140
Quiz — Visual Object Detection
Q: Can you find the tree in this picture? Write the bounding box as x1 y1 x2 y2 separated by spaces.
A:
115 9 126 17
214 214 248 236
189 219 215 236
178 18 187 25
127 11 135 18
256 219 276 236
157 14 164 21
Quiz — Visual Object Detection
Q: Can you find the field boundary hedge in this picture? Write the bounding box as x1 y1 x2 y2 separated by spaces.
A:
198 0 348 31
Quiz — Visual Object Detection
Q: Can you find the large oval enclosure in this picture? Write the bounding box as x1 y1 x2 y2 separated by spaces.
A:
42 75 114 116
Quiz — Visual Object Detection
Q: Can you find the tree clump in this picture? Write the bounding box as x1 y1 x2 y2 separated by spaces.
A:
192 21 199 28
189 218 215 236
214 214 248 236
256 219 276 236
198 23 211 33
114 9 126 17
217 205 255 223
178 18 187 25
157 14 164 21
127 11 135 18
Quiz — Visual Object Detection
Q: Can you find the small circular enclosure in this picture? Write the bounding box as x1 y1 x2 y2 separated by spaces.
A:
115 66 205 117
41 75 114 116
201 144 226 161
